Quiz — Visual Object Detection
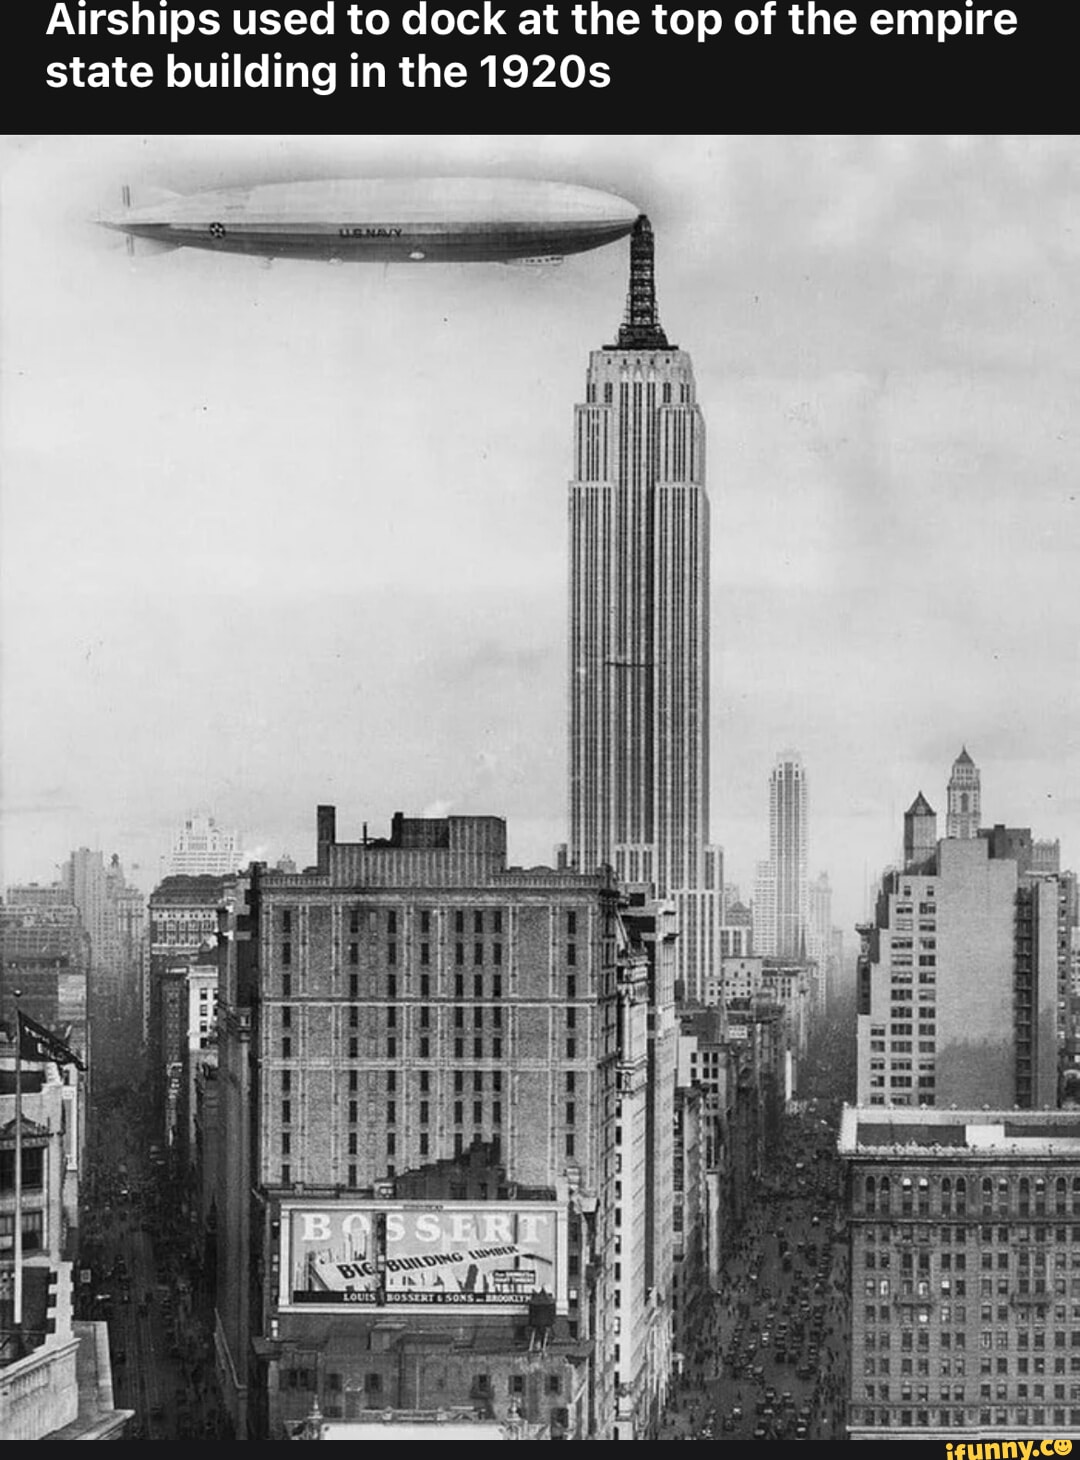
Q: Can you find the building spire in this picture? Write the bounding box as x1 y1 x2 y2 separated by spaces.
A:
611 215 672 351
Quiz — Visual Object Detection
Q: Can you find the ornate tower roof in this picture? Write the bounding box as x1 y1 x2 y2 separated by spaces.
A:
907 791 936 816
953 746 974 767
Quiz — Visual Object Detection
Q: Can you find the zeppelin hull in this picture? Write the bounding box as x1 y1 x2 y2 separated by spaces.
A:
103 177 640 265
119 218 636 263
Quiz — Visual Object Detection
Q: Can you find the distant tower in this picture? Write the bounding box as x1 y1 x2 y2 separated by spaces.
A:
166 811 242 876
769 751 809 960
946 748 981 839
903 792 938 872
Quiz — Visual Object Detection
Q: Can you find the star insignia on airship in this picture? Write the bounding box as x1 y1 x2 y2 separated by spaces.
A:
209 221 227 239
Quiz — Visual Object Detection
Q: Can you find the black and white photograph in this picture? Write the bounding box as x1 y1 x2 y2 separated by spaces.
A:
1 132 1078 1442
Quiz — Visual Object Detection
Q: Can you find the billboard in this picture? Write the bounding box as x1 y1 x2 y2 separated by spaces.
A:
281 1201 566 1314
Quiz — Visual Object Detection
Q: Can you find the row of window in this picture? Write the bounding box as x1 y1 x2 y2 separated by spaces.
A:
861 1175 1080 1216
281 1369 563 1396
282 909 584 935
281 1068 539 1096
858 1406 1080 1428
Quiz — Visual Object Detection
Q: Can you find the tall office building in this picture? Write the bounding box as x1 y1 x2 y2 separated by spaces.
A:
214 807 627 1440
856 798 1067 1110
945 746 981 839
753 752 809 960
567 215 721 997
752 858 777 958
807 870 834 970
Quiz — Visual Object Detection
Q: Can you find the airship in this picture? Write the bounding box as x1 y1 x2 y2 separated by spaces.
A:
101 177 640 265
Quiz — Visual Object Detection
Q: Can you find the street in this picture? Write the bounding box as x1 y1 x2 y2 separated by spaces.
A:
79 1083 228 1440
660 1099 852 1442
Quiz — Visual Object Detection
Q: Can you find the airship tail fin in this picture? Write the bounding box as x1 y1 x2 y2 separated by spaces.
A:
96 225 179 258
125 234 181 258
120 183 183 210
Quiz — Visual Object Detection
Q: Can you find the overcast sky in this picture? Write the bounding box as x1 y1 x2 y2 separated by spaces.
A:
2 133 1077 935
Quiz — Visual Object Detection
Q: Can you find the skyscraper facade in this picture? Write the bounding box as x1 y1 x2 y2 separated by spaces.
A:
567 216 721 997
764 751 809 960
214 806 626 1440
856 808 1064 1110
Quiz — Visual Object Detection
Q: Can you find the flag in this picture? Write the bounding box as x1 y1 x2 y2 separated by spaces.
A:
17 1010 86 1071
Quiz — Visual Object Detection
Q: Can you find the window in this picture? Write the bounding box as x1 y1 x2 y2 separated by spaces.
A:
282 942 292 966
0 1210 44 1252
1 1147 44 1192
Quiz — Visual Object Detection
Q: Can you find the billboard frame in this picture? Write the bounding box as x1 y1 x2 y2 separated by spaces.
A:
278 1198 569 1316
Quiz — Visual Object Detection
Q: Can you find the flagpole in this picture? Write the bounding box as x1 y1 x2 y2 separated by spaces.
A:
13 989 23 1335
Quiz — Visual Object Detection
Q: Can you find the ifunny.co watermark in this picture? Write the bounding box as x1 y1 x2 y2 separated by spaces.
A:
945 1443 1073 1460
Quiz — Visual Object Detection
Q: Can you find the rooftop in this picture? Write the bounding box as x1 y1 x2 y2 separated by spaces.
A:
839 1104 1080 1155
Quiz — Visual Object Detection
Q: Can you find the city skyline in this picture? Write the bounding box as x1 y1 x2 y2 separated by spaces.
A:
3 134 1078 935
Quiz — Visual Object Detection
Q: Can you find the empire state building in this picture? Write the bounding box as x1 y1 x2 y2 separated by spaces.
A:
568 217 721 993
